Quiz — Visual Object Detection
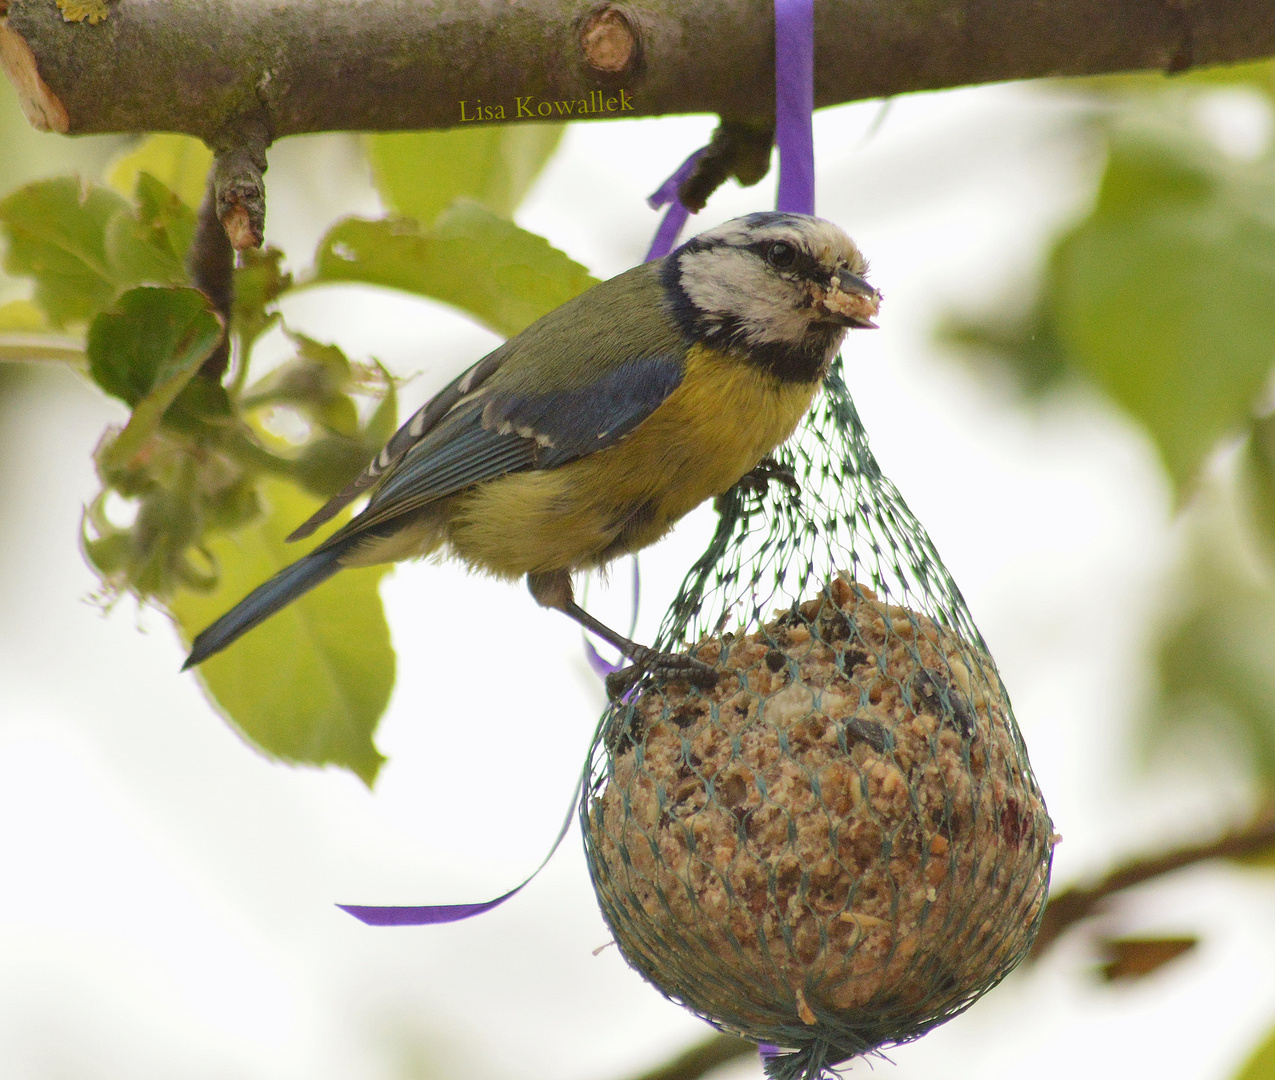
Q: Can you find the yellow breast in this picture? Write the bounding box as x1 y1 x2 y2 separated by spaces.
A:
443 344 821 579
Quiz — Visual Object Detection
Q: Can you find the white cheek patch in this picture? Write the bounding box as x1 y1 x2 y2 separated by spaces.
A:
679 247 813 346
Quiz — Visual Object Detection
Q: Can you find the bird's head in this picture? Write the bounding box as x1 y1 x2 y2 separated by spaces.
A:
665 213 880 374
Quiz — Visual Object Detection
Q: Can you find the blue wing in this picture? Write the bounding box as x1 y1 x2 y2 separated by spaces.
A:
315 353 685 545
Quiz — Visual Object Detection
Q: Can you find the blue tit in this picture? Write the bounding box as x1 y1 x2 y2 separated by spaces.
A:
183 211 881 683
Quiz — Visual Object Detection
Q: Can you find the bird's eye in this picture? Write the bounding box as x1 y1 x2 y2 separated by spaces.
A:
766 241 797 269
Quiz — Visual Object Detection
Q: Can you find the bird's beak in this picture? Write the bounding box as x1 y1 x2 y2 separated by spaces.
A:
816 268 882 329
836 269 876 298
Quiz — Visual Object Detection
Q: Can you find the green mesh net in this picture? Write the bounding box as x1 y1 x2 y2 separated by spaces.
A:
581 361 1056 1080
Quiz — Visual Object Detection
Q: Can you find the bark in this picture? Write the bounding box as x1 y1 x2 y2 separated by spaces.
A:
622 1034 757 1080
1 0 1272 143
1030 804 1275 959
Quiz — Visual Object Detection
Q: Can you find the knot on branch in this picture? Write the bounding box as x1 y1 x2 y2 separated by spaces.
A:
678 119 775 212
579 4 641 83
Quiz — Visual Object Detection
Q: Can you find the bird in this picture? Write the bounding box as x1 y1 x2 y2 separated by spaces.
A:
183 211 881 686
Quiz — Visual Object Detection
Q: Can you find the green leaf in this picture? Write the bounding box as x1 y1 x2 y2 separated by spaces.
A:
289 332 356 428
0 177 130 327
1097 936 1198 982
936 292 1071 398
1240 417 1275 569
364 363 399 447
232 246 292 351
1150 455 1275 786
0 302 84 364
1235 1018 1275 1080
108 133 214 209
1069 58 1275 103
367 123 564 225
1054 126 1275 494
88 287 223 468
88 286 222 406
169 477 392 785
104 173 196 288
0 299 49 332
0 174 198 329
1157 573 1275 782
312 201 597 337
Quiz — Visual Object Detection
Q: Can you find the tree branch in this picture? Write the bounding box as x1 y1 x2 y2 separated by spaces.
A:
625 1034 758 1080
1 0 1272 140
1030 804 1275 959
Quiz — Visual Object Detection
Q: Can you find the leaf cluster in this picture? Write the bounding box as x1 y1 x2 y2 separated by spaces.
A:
941 64 1275 792
940 63 1275 1058
0 124 595 783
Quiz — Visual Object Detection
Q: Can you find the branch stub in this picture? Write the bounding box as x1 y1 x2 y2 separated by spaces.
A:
580 5 639 80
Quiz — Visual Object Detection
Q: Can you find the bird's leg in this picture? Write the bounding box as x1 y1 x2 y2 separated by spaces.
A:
526 570 718 699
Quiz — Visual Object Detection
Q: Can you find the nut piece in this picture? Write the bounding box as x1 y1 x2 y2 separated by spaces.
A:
816 279 880 327
586 574 1054 1062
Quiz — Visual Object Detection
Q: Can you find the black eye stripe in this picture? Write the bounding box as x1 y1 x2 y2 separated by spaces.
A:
748 240 820 278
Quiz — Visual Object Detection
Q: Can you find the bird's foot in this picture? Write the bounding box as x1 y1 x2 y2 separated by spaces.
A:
744 455 801 495
716 456 801 513
605 647 719 701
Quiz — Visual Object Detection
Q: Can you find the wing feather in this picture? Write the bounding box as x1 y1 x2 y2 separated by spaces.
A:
315 353 684 550
286 349 507 542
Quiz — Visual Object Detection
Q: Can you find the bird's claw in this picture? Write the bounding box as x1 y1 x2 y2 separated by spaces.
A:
605 650 719 701
719 457 801 512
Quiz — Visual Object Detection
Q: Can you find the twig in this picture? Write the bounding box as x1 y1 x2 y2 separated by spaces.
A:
678 119 774 212
626 1034 758 1080
1031 804 1275 959
0 334 86 366
211 118 271 251
187 170 234 379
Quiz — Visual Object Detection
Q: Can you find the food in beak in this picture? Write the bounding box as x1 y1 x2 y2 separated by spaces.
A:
817 275 881 328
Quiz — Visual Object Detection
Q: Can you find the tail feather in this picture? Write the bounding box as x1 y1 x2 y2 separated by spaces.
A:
182 545 347 670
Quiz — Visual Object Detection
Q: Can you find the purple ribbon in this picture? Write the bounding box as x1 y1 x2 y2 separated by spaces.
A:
774 0 815 215
643 0 814 259
339 892 520 926
338 779 581 926
644 148 706 262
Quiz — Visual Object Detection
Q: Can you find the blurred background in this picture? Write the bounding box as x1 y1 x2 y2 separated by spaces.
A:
3 59 1275 1080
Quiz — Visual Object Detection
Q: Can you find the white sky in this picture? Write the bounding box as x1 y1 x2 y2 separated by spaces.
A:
2 82 1275 1080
